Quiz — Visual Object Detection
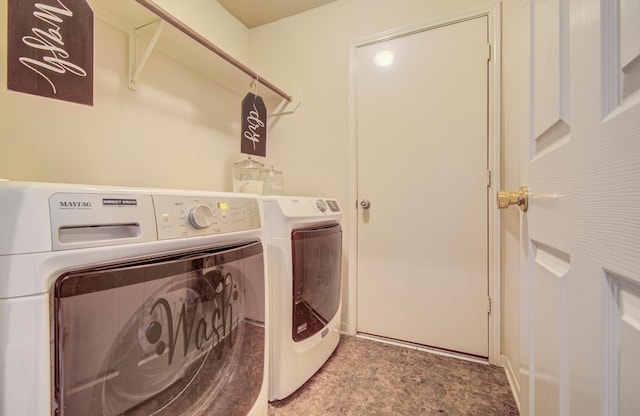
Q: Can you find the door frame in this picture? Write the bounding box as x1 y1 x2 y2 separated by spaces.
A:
346 3 502 365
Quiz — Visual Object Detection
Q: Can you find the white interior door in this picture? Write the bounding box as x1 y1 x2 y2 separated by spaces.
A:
356 16 490 357
520 0 640 414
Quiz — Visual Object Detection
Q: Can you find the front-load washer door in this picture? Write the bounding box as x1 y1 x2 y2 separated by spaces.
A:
291 223 342 342
53 241 265 416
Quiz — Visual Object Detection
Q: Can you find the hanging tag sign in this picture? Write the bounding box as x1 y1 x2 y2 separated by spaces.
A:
241 93 267 157
7 0 94 105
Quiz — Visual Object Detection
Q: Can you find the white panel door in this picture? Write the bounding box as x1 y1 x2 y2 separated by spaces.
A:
356 16 490 357
520 0 640 414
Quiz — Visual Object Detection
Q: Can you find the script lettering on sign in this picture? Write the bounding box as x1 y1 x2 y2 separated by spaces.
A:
7 0 94 105
241 93 267 157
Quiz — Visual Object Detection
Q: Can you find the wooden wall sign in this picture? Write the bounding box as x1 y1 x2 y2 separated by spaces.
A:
241 92 267 157
7 0 94 105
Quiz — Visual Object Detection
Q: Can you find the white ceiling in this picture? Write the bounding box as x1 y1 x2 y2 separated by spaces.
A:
217 0 337 28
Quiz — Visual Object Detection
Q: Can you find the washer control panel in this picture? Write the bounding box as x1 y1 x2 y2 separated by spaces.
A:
152 194 261 240
315 199 327 212
325 199 341 213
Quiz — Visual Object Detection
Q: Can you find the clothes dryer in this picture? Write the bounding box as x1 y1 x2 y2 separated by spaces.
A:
262 196 342 401
0 181 268 416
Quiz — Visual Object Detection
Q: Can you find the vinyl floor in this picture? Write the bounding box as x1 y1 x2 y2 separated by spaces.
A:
268 335 519 416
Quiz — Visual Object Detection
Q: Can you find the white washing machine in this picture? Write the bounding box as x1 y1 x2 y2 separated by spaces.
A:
262 196 342 401
0 181 269 416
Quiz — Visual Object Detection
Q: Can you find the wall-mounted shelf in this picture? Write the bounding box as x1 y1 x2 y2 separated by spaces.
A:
87 0 292 103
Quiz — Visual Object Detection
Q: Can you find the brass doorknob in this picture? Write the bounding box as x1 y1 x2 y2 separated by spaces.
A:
497 186 529 212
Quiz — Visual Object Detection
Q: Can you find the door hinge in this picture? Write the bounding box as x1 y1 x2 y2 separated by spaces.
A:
487 169 492 187
487 43 492 61
487 297 492 314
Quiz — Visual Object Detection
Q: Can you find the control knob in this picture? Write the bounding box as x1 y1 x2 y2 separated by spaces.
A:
188 204 215 229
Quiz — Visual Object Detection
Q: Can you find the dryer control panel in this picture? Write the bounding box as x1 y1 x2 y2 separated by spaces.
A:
263 196 342 219
152 194 261 240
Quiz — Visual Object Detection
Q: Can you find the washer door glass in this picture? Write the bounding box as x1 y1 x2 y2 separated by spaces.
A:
291 223 342 342
53 241 265 416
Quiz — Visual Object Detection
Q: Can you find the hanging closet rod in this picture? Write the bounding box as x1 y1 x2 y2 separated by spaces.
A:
135 0 293 102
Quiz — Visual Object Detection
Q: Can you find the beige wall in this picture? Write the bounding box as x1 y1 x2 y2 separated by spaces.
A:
0 0 250 190
154 0 250 64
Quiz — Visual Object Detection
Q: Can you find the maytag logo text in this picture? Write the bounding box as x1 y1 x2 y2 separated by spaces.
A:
59 201 92 209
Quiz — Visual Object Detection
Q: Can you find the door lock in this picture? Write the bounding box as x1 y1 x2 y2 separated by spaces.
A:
497 186 528 212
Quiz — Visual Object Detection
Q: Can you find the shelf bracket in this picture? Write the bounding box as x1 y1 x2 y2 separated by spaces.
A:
270 92 302 117
128 19 166 90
